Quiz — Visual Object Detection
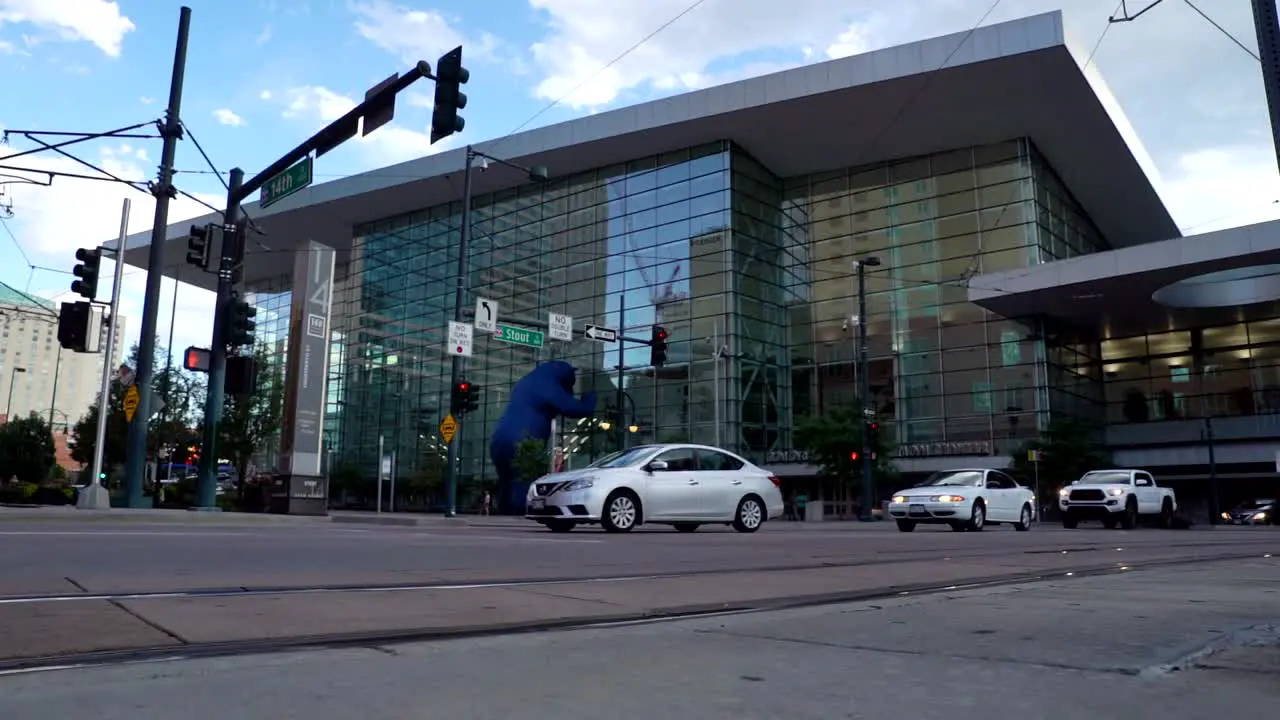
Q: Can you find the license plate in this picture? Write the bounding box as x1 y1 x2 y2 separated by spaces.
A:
910 504 926 514
529 497 545 510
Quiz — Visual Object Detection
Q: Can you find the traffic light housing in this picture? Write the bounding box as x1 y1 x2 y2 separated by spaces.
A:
225 356 258 396
649 325 669 367
71 247 102 300
450 381 468 414
187 223 212 269
225 293 257 348
464 383 481 413
430 45 468 144
57 301 90 352
866 420 880 447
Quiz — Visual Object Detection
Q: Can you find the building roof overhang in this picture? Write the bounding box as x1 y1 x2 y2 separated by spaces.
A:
967 220 1280 338
112 11 1176 293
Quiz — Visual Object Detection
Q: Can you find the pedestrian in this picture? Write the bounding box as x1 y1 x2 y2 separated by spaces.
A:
481 490 492 516
795 491 808 522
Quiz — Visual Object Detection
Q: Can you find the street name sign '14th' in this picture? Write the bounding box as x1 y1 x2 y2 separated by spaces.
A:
260 156 314 208
495 324 544 349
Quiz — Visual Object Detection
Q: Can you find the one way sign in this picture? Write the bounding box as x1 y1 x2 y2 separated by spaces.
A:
583 324 618 343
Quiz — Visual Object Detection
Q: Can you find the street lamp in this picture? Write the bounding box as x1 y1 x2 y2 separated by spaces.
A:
5 366 26 420
852 256 881 521
443 145 549 517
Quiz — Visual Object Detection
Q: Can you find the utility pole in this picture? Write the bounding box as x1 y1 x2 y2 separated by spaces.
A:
1252 0 1280 175
123 5 192 508
78 199 131 510
854 256 880 522
1204 416 1221 526
195 168 243 509
442 145 547 516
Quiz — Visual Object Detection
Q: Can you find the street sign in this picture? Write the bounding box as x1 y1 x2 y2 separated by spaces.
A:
117 364 135 387
475 297 498 333
440 414 458 444
495 324 544 349
584 324 618 343
123 384 140 422
548 312 573 341
447 321 473 356
259 156 314 208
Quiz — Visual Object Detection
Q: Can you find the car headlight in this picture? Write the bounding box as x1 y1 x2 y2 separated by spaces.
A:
561 478 595 491
1106 487 1125 497
934 495 965 503
1253 512 1267 522
1058 488 1069 497
1221 512 1231 520
892 495 907 504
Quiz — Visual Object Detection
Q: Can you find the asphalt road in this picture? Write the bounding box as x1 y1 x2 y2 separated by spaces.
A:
2 516 1276 596
2 556 1275 719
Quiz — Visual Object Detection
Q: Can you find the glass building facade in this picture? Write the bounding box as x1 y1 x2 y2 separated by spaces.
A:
244 135 1175 496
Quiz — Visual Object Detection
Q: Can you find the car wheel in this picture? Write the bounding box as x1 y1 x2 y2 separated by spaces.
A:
1119 498 1138 530
673 523 700 533
601 491 640 533
1159 499 1174 529
896 520 916 532
967 501 985 531
545 519 575 533
733 496 764 533
1062 515 1079 529
1014 504 1033 532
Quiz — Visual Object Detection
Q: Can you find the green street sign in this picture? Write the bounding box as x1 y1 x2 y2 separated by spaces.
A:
495 324 544 349
259 156 313 208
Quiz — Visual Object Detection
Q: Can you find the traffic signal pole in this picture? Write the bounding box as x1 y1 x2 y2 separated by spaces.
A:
443 145 475 518
854 256 880 521
78 199 131 510
123 6 192 508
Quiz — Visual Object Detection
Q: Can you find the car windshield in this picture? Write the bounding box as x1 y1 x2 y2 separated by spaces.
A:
1235 499 1275 510
1078 471 1132 485
920 470 983 487
587 446 657 469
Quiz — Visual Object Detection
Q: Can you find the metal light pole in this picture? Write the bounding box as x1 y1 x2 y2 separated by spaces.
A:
443 146 548 517
854 256 880 521
1252 0 1280 175
5 367 26 419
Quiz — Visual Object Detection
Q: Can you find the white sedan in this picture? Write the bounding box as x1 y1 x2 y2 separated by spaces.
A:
525 443 785 534
887 468 1037 532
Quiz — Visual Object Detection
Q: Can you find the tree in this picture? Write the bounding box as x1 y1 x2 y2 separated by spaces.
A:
513 437 551 482
0 413 56 483
1009 417 1112 506
793 403 895 502
404 450 446 506
218 346 284 501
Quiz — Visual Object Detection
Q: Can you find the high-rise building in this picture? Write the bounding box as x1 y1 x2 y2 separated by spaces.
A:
0 283 126 432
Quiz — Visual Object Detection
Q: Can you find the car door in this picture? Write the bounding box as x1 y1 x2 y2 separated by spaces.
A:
984 471 1017 522
642 447 703 520
1133 472 1157 513
696 449 747 520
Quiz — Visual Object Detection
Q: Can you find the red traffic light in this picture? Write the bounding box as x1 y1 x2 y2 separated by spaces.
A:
459 382 470 391
850 451 859 461
869 422 879 430
183 346 211 372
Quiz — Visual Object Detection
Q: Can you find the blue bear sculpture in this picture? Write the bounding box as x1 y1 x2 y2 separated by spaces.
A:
489 360 597 512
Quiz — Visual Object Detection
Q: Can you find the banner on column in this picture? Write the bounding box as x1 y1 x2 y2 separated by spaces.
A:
278 240 336 478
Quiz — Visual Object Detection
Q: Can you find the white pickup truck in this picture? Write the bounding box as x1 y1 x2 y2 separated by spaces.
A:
1058 469 1177 529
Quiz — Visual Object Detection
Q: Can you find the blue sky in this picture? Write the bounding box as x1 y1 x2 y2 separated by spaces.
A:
1 0 1278 374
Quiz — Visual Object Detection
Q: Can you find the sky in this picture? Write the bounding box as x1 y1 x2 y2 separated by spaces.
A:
0 0 1278 375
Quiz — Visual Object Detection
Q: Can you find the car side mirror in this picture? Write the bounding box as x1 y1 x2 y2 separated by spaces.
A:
646 460 668 472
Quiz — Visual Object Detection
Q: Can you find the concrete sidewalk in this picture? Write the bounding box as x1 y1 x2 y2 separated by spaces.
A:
1 539 1274 666
1 557 1276 719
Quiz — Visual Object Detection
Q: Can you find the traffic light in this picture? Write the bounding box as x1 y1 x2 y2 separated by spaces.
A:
187 223 212 269
430 45 468 144
71 247 102 300
649 325 669 367
57 301 90 352
225 356 258 396
464 383 481 413
450 381 470 414
866 420 880 447
850 451 860 461
225 292 257 348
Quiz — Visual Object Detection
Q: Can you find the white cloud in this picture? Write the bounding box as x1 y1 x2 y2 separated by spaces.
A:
351 0 499 65
259 89 272 101
282 85 453 166
0 139 222 361
0 0 135 57
213 108 246 127
139 95 154 105
255 23 273 45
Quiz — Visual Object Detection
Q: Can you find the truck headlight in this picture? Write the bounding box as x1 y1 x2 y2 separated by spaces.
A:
1106 487 1125 496
1058 488 1069 497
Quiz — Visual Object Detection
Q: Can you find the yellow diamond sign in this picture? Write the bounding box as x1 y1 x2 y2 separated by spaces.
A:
123 384 140 423
439 414 458 444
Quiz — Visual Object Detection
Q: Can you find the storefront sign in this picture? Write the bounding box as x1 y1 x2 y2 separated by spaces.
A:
892 441 993 458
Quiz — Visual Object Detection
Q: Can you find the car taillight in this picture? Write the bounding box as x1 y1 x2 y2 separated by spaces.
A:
768 475 781 489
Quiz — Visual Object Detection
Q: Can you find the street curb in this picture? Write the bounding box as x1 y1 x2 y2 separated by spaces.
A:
0 551 1272 673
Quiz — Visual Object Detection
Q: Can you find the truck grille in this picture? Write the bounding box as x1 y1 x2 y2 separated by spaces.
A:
1069 489 1106 501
